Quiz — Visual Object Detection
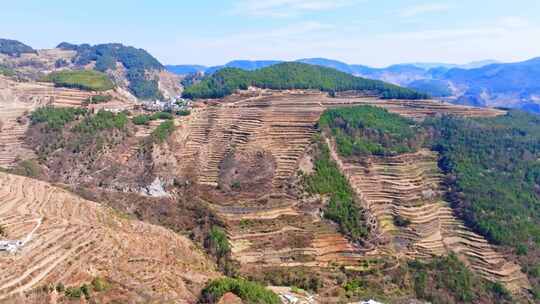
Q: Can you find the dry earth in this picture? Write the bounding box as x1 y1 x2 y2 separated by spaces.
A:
0 172 218 303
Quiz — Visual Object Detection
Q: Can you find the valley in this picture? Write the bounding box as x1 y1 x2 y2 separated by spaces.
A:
0 37 538 303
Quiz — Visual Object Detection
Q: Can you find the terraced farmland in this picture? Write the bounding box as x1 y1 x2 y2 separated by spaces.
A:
0 76 135 168
166 92 513 281
0 172 217 302
327 142 530 294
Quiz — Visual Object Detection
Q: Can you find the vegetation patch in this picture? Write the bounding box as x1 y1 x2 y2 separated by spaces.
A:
249 267 323 292
84 94 113 104
183 62 428 100
0 65 15 77
132 111 173 125
73 110 128 135
150 120 175 143
57 42 164 99
426 111 540 295
409 254 511 303
10 159 42 178
320 106 423 157
44 70 115 91
303 137 368 241
200 277 280 304
30 106 87 130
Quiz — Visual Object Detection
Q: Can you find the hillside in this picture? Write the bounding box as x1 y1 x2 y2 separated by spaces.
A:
0 39 36 57
182 62 428 100
56 42 165 99
0 39 181 100
0 171 218 303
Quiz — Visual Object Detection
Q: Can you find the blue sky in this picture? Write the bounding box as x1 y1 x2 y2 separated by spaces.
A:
2 0 540 66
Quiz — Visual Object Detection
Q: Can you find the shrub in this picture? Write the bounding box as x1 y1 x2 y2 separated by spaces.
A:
85 94 113 104
133 112 173 125
176 110 191 116
11 159 41 177
393 214 411 227
44 70 115 91
151 120 175 143
200 278 280 304
73 110 128 135
30 106 87 130
152 111 173 120
132 114 152 125
65 287 82 298
207 226 230 258
0 65 15 77
91 277 110 292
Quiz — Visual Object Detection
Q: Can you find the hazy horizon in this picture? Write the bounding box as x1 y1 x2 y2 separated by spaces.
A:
2 0 540 67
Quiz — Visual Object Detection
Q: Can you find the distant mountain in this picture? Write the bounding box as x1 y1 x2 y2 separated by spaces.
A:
406 60 499 70
297 58 354 74
167 56 540 114
439 58 540 111
165 65 207 75
0 38 36 57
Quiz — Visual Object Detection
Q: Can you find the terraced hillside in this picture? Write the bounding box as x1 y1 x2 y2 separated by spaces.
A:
0 76 135 168
0 172 217 302
328 143 530 294
165 92 508 276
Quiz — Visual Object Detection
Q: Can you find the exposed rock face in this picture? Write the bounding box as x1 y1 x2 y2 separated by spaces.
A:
142 177 171 197
0 172 218 302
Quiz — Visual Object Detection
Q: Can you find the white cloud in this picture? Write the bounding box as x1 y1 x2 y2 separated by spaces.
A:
232 0 361 17
499 16 530 29
399 3 452 18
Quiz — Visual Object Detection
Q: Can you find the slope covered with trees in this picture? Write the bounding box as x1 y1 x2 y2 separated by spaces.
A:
0 38 36 56
182 62 429 100
319 106 424 157
57 42 164 99
425 111 540 298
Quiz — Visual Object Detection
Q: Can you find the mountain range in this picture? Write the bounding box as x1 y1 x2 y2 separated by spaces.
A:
167 57 540 113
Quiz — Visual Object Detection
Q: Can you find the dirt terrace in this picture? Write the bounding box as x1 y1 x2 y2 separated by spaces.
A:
165 92 505 274
0 76 135 168
328 143 530 294
0 172 217 302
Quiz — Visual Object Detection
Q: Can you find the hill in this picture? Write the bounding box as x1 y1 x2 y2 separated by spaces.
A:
0 172 218 303
57 42 165 99
0 38 36 57
165 64 207 75
439 58 540 111
182 62 428 99
0 38 181 100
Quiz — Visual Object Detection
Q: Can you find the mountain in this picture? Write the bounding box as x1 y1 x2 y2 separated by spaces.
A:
297 58 355 74
414 58 540 112
165 64 207 75
182 62 428 100
0 38 36 57
0 39 182 100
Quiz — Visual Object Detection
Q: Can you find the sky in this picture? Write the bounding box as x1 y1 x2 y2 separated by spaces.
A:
2 0 540 67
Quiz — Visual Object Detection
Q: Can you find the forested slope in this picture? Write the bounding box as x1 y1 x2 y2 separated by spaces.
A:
182 62 429 100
